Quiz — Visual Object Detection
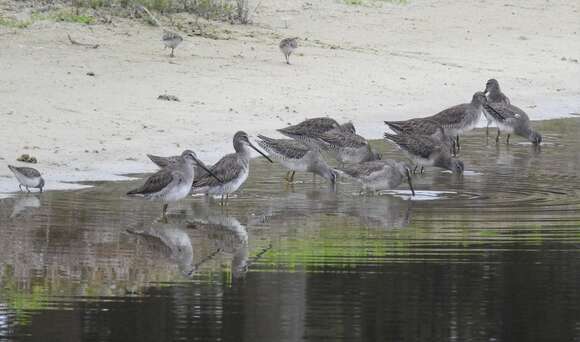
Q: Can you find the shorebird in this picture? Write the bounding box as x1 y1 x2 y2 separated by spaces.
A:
277 117 355 150
483 102 542 145
428 91 487 151
384 117 455 154
313 128 381 164
335 160 415 195
191 131 273 204
256 134 337 184
279 37 298 64
127 150 220 217
384 132 464 174
8 165 45 192
162 30 183 57
147 153 211 180
483 78 511 137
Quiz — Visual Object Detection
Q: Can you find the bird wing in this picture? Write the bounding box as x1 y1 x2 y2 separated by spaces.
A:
8 165 41 178
384 133 438 159
278 118 340 137
338 161 387 178
147 154 180 168
257 135 310 160
429 104 468 126
128 168 184 195
192 153 242 188
484 103 529 123
316 130 368 150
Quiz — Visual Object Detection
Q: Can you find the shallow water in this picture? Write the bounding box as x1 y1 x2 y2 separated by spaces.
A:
1 118 580 342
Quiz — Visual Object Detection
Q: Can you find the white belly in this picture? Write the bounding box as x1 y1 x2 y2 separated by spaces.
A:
208 167 249 196
15 174 40 187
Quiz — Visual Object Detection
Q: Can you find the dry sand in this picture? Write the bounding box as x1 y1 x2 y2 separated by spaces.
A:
0 0 579 192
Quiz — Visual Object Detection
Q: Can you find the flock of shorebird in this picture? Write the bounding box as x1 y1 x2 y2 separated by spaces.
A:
6 78 542 217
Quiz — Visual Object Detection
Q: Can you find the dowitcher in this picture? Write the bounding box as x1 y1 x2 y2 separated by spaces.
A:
147 153 211 180
483 79 511 137
336 159 415 195
313 128 381 164
384 117 455 154
279 37 298 64
162 30 183 57
191 131 273 204
8 165 45 192
256 134 337 184
428 91 487 150
277 117 354 150
483 102 542 145
384 132 464 174
127 150 220 217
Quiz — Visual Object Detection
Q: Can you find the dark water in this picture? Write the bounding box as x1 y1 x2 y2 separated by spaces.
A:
1 119 580 342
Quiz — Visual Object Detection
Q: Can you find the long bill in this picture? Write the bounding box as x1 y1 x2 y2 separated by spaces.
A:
249 142 274 163
192 156 223 183
406 169 416 197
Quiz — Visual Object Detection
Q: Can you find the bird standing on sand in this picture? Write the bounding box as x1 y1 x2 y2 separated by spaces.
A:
483 102 542 145
8 165 45 192
256 134 337 184
428 92 487 151
279 37 298 64
162 30 183 57
127 150 220 217
147 153 211 181
483 79 511 137
384 132 464 174
335 160 415 195
191 131 274 204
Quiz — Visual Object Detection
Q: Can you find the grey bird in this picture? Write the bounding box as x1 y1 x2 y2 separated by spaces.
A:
483 79 511 137
279 37 298 64
483 102 542 145
147 153 211 180
313 128 381 164
8 165 45 192
277 117 354 150
384 117 455 155
191 131 274 204
384 132 464 174
256 134 338 184
127 150 220 217
428 91 487 151
335 159 415 195
162 30 183 57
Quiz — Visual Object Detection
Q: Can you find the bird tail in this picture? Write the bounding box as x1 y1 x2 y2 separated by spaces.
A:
384 121 405 134
147 154 169 168
483 104 506 121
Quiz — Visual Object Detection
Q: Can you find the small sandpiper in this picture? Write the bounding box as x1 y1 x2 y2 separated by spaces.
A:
191 131 273 204
483 79 514 139
127 150 220 217
8 165 45 192
384 132 464 174
335 160 415 195
313 128 381 164
147 153 211 180
256 134 337 184
162 30 183 57
483 102 542 145
279 37 298 64
428 91 487 151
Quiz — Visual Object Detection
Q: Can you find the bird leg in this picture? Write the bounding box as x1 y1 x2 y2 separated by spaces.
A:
420 166 424 174
162 204 168 218
26 186 30 193
413 165 418 174
289 171 295 182
40 186 43 193
18 184 22 192
170 48 175 57
486 124 489 137
456 135 460 150
506 134 511 145
496 129 501 143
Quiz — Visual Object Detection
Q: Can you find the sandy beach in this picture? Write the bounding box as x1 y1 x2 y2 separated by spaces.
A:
1 0 579 192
